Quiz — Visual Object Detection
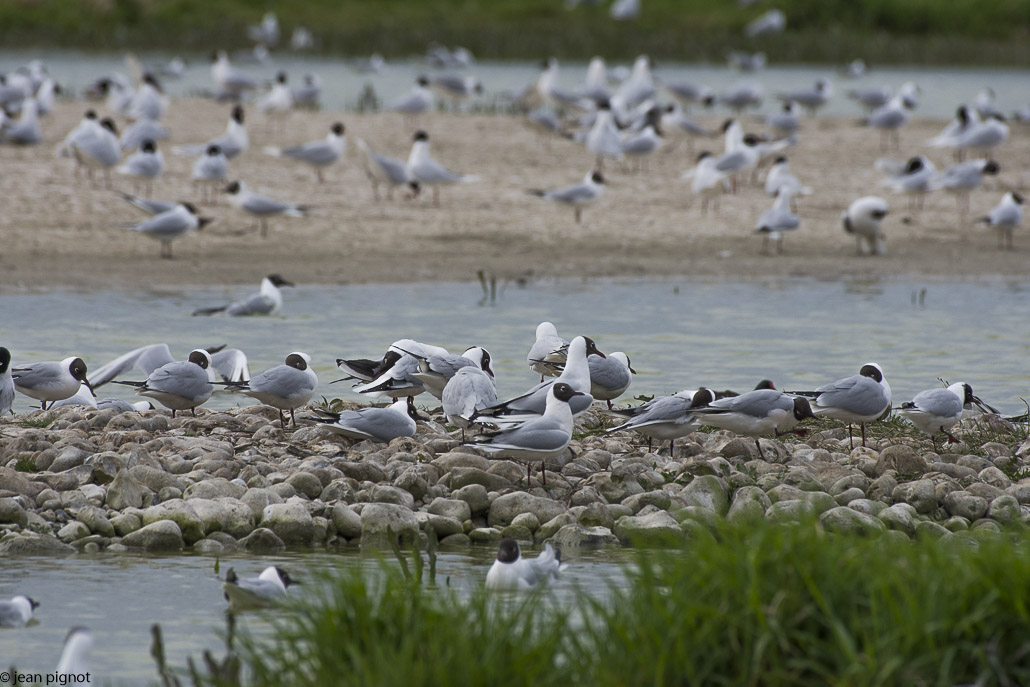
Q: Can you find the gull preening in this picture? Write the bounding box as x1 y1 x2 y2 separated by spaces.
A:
842 196 889 256
977 191 1023 250
308 396 421 443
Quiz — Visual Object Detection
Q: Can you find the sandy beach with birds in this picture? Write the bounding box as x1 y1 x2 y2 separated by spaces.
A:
1 97 1027 292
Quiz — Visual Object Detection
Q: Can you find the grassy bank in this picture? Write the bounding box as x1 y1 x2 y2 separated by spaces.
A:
210 521 1030 686
2 0 1030 66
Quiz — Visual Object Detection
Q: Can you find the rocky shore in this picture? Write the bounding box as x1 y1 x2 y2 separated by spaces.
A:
1 403 1029 555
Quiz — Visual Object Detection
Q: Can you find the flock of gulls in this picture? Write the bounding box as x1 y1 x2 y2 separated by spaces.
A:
1 6 1028 677
0 22 1027 260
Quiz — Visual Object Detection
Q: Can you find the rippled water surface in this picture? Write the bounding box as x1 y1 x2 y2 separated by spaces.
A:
1 277 1029 414
1 50 1029 118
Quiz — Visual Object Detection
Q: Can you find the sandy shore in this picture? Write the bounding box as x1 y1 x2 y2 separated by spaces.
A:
0 98 1027 291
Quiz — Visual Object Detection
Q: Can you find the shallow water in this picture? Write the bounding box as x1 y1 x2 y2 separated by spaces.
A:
0 546 630 683
1 277 1028 415
2 50 1029 119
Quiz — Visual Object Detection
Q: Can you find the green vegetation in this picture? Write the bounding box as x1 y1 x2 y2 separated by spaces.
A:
18 415 54 428
2 0 1030 65
210 520 1030 686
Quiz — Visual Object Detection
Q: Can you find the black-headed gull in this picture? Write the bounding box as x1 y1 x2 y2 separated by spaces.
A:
690 387 817 458
0 347 14 415
308 396 421 443
124 202 211 259
528 171 605 224
486 539 567 590
977 191 1023 250
0 594 39 627
224 180 309 237
842 196 889 256
787 363 891 448
222 566 298 612
264 122 345 183
12 357 93 410
192 274 294 316
114 349 214 418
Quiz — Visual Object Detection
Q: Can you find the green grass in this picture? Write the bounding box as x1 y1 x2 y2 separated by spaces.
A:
1 0 1029 65
206 520 1030 687
18 415 54 428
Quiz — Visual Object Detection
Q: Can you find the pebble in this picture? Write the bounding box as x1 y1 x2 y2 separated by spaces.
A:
0 405 1025 555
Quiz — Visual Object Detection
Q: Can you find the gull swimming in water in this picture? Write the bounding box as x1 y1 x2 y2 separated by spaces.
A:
0 594 40 627
192 274 294 316
222 566 298 612
486 539 568 590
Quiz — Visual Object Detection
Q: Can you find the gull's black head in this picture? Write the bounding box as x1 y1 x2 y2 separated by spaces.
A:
188 350 210 369
591 172 605 184
224 181 241 194
773 155 787 165
68 357 89 382
582 337 605 359
597 98 611 111
859 363 883 383
267 273 294 287
27 596 40 610
754 379 776 390
406 395 427 421
331 122 345 135
416 75 429 87
1013 192 1024 205
0 347 10 374
691 388 716 408
231 105 245 123
206 144 222 156
552 382 584 403
276 71 287 84
275 567 299 587
84 109 97 120
696 150 713 162
984 161 1000 175
141 139 157 153
285 353 308 370
143 72 162 91
904 157 923 174
181 201 200 214
413 130 429 142
100 118 117 134
496 537 521 563
793 397 818 421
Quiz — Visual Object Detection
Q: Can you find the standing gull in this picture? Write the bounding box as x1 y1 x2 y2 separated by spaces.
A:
224 180 309 237
977 191 1023 250
264 122 346 183
842 196 889 256
405 130 478 207
12 357 93 410
528 171 605 224
123 202 210 259
787 363 891 448
114 349 214 418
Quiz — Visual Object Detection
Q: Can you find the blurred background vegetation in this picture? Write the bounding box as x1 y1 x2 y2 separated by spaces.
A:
2 0 1030 65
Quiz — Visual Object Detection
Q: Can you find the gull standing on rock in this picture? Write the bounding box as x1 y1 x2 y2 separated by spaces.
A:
227 352 317 428
308 396 421 443
486 539 567 590
442 365 498 438
528 171 605 224
405 130 477 207
896 382 988 451
264 122 345 183
690 387 818 459
114 349 214 418
476 336 600 422
468 382 584 485
12 357 93 410
588 351 635 408
787 363 891 448
977 191 1023 250
842 196 889 256
123 202 211 259
224 181 309 237
0 347 15 415
192 274 294 316
606 388 717 455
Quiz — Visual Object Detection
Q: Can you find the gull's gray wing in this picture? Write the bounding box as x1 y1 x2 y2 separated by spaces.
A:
133 209 190 237
210 349 250 382
225 293 275 316
249 365 315 399
481 417 570 452
703 389 788 418
242 194 292 215
814 376 888 416
146 362 212 398
546 182 596 204
283 141 337 166
443 368 497 419
373 153 410 184
910 388 962 416
588 356 630 392
89 344 176 387
410 159 464 184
